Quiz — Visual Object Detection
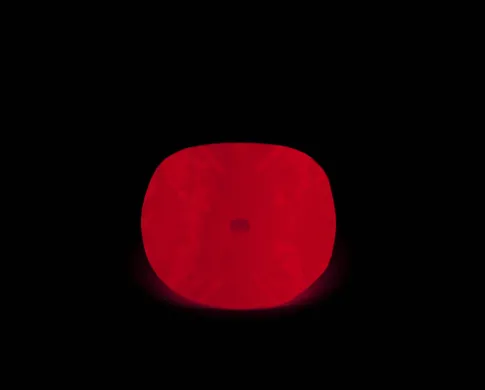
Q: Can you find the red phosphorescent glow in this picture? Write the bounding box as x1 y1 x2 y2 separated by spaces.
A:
141 143 336 310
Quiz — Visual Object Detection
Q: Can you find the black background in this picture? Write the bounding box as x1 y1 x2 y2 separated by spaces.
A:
62 45 425 355
13 10 463 376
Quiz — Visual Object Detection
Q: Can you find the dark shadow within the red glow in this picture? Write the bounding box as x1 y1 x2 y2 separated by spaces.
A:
132 235 348 316
140 143 337 310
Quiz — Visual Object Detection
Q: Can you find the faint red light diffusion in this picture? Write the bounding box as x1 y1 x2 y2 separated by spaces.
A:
141 143 336 310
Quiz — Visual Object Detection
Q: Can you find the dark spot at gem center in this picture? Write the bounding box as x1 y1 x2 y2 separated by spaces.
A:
230 218 250 232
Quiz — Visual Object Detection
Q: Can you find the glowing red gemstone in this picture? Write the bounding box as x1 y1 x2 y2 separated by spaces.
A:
141 143 336 310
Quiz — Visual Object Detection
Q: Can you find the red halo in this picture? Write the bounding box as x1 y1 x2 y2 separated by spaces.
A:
141 143 336 310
